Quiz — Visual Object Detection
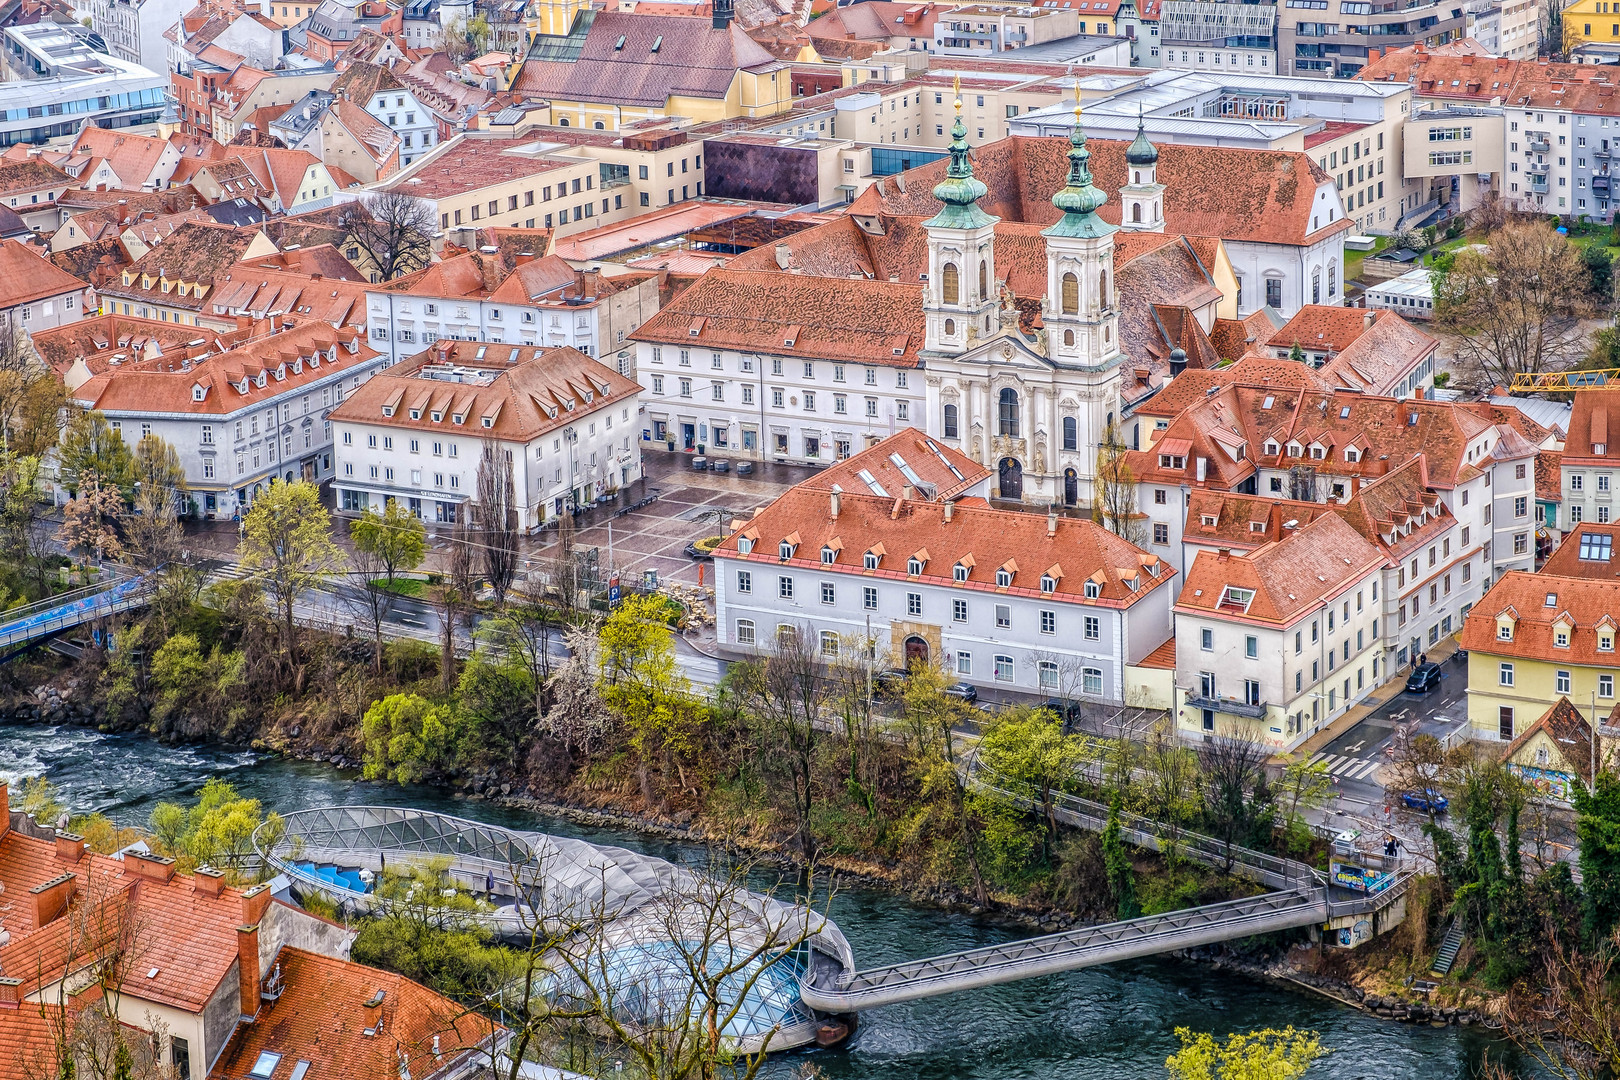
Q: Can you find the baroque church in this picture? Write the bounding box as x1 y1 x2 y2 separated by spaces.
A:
631 85 1336 508
920 90 1168 507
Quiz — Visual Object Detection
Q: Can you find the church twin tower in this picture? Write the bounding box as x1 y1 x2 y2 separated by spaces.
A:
921 93 1163 368
918 89 1164 507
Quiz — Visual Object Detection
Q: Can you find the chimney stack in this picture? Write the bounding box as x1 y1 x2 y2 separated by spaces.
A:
829 491 839 519
943 499 954 522
238 922 263 1017
362 990 386 1036
0 977 21 1010
125 852 176 883
712 0 733 29
54 832 84 863
193 867 226 897
1047 506 1058 537
30 873 76 928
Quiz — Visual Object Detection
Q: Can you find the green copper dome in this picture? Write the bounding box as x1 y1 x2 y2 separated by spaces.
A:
924 112 994 231
1043 107 1114 241
1126 115 1158 166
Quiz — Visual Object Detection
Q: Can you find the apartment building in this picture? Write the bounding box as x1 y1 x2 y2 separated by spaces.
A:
0 240 92 332
69 320 385 516
932 4 1083 52
1175 513 1386 750
712 432 1177 700
630 269 925 461
0 25 168 148
1402 103 1504 214
1277 0 1464 79
1460 572 1620 743
1157 0 1277 74
380 128 710 243
1264 306 1438 397
1558 390 1620 531
366 253 661 366
330 341 641 526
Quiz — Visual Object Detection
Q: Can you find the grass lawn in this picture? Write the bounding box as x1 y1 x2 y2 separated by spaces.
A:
1344 235 1389 282
371 577 426 598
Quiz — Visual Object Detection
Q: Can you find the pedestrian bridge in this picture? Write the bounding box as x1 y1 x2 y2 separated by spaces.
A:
0 574 153 663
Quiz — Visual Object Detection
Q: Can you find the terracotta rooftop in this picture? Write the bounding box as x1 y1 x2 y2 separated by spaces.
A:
630 267 926 368
384 136 575 199
718 485 1175 608
799 430 991 502
1499 696 1594 786
0 239 90 309
1539 521 1620 580
1175 513 1385 627
1562 388 1620 466
329 341 639 443
1459 570 1620 666
848 135 1350 249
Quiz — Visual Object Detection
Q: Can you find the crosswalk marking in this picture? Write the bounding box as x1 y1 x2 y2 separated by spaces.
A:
1307 752 1382 781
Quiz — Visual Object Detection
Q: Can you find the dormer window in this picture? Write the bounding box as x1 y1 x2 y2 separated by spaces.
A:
431 411 442 422
382 406 395 417
954 563 969 582
1498 623 1514 641
1083 580 1100 599
410 409 421 420
1218 586 1255 613
1039 574 1056 594
1200 515 1217 527
738 537 755 555
1598 443 1608 455
997 569 1013 587
1345 449 1359 463
864 551 880 570
482 417 494 428
192 386 205 401
779 540 795 560
1287 442 1302 456
1264 440 1278 455
907 557 924 575
1556 629 1570 648
453 414 464 425
821 546 837 564
1601 633 1614 652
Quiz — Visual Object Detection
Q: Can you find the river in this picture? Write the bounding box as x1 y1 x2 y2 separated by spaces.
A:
1 723 1533 1080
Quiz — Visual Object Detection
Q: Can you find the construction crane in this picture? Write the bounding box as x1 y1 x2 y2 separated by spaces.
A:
1507 369 1620 392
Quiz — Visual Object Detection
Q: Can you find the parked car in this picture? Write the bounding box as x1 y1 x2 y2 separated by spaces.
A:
944 681 978 704
1405 662 1442 694
1401 789 1449 814
1039 698 1082 723
874 668 910 696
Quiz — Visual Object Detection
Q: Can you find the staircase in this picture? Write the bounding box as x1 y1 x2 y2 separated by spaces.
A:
1431 919 1464 977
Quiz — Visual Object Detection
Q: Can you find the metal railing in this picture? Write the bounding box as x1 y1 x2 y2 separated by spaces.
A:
0 574 152 657
800 887 1328 1012
969 762 1320 890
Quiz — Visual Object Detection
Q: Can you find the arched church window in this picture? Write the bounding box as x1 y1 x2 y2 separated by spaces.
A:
1061 272 1078 315
998 388 1019 437
1133 170 1140 184
944 403 959 439
1312 270 1321 305
1063 329 1075 347
942 263 960 305
1328 261 1338 298
1063 416 1077 451
978 259 988 301
1131 203 1142 223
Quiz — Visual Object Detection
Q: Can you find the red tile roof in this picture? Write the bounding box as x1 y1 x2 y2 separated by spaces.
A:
631 267 925 368
1562 387 1620 467
1539 521 1620 579
1357 47 1521 101
719 484 1174 609
0 239 90 309
329 342 639 443
1267 305 1383 356
1175 513 1385 628
848 135 1349 248
214 947 497 1080
1460 570 1620 666
1536 449 1563 503
799 430 990 502
1499 696 1593 785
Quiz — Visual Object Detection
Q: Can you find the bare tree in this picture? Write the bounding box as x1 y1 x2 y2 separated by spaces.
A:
1434 219 1593 388
826 637 885 818
1501 927 1620 1080
1137 718 1199 862
1196 726 1276 872
340 192 436 281
730 624 834 863
475 440 521 607
1094 421 1146 546
125 482 184 569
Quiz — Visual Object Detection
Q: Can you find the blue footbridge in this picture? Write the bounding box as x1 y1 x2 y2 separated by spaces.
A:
0 573 154 663
259 788 1412 1052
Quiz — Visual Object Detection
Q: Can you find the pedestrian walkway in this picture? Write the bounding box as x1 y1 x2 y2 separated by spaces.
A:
1307 751 1382 782
1286 636 1463 763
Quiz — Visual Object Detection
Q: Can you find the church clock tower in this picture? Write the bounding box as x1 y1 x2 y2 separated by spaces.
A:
1119 115 1165 233
1041 93 1121 374
923 79 999 356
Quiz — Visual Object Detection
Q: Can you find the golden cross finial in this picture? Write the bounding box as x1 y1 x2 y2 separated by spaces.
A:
953 74 962 114
1074 76 1083 121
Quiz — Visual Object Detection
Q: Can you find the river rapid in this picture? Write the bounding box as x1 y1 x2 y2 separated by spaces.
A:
0 723 1533 1080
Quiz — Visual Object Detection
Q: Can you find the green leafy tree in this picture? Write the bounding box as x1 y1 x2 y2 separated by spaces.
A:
57 410 134 498
349 498 427 588
1102 794 1139 920
147 778 283 880
239 480 343 682
976 709 1087 858
596 594 702 809
132 434 187 507
1277 752 1330 851
1166 1027 1326 1080
1583 242 1614 304
148 632 247 738
361 692 465 784
1574 771 1620 940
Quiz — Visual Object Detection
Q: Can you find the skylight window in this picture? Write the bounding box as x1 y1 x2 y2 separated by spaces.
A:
249 1052 282 1079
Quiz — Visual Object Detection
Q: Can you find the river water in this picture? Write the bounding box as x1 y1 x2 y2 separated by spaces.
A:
1 723 1532 1080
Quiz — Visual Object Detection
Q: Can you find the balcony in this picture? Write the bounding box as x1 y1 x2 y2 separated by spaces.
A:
1596 175 1612 195
1184 691 1269 720
1527 160 1550 176
1528 137 1550 153
1529 176 1549 193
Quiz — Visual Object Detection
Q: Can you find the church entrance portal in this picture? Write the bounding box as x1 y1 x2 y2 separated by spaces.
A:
998 458 1023 501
